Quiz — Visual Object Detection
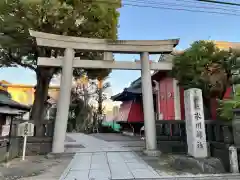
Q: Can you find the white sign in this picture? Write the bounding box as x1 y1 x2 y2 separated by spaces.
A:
1 125 10 136
17 122 34 137
184 88 208 158
17 122 34 161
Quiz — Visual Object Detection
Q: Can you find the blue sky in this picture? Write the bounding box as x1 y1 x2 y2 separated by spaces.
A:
0 4 239 95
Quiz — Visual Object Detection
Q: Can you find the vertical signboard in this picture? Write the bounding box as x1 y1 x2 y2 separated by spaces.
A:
184 88 207 158
18 122 34 160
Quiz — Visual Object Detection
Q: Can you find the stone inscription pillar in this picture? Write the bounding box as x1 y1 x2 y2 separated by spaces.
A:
140 52 157 151
52 48 75 153
184 88 208 158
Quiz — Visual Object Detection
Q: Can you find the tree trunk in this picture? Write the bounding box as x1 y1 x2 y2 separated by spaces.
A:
98 88 103 115
203 97 212 120
30 68 54 136
97 79 103 115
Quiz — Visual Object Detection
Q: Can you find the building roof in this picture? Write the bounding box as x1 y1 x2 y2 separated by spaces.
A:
129 78 141 88
111 88 142 101
0 106 27 115
111 86 156 101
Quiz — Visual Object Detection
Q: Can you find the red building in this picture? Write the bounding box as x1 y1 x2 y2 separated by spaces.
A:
111 53 232 131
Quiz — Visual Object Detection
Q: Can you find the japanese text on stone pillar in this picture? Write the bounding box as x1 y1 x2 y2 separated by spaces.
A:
184 88 208 158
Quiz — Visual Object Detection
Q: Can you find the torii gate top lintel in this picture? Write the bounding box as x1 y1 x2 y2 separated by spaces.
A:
29 30 179 54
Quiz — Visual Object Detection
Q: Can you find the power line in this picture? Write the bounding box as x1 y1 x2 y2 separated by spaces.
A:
128 0 240 13
121 0 240 16
93 0 240 16
197 0 240 6
169 0 240 8
125 0 240 9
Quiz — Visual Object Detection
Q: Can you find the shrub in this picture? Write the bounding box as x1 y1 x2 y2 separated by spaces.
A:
217 85 240 121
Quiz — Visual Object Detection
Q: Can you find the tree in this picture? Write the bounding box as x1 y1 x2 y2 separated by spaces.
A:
95 79 110 115
68 84 92 132
68 76 111 132
0 0 120 135
172 41 239 119
217 50 240 121
218 85 240 121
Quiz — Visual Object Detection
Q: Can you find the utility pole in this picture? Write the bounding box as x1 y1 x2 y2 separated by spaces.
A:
198 0 240 6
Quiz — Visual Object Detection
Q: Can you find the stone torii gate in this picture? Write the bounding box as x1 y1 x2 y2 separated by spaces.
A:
30 30 179 154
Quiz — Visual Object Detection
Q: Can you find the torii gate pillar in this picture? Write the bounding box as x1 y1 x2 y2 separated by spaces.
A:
52 48 75 153
141 52 157 152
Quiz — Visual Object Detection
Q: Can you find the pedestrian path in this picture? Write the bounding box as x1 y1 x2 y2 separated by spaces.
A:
61 151 162 180
61 133 160 180
60 133 240 180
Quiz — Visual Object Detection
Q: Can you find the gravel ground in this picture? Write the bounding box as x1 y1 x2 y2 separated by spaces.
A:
0 155 71 180
136 151 195 176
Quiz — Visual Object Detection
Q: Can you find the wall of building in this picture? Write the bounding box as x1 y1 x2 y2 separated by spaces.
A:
159 77 176 120
116 101 132 122
0 81 60 106
127 100 144 123
7 86 34 105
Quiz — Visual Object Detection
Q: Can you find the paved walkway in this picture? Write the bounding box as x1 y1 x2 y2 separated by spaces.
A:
61 133 160 180
60 133 240 180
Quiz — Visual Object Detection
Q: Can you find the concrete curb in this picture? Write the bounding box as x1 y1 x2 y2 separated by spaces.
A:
58 154 76 180
113 173 240 180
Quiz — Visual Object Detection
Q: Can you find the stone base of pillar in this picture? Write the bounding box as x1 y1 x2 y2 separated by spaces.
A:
143 149 161 157
45 152 74 159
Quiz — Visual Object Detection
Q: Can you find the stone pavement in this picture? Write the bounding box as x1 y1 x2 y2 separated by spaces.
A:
60 133 240 180
61 133 160 180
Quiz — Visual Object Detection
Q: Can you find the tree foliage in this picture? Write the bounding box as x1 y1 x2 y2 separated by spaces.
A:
68 86 92 132
68 78 110 132
218 85 240 121
172 41 239 100
0 0 119 75
172 41 240 119
0 0 120 135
